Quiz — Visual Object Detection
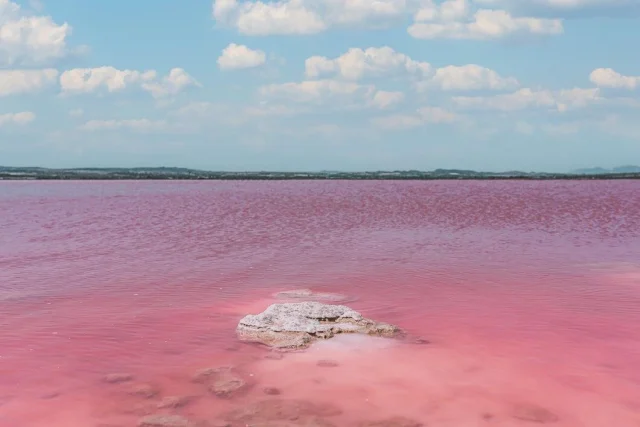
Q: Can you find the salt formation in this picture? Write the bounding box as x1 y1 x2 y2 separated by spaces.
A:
236 301 403 349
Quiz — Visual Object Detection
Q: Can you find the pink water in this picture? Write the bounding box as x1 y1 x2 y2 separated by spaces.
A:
1 180 640 426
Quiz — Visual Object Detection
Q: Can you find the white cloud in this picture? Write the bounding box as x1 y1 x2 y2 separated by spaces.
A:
172 101 226 118
260 79 374 104
212 0 569 39
408 0 563 39
218 43 266 70
140 68 200 98
475 0 637 12
415 0 470 21
322 0 407 25
79 119 169 133
0 111 36 126
305 46 431 80
213 0 327 35
60 67 199 98
169 101 299 129
589 68 639 90
0 68 58 96
369 90 404 109
452 87 600 111
260 78 400 110
0 0 72 65
244 104 298 116
427 64 519 90
60 66 156 94
373 106 457 129
304 47 515 93
212 0 408 35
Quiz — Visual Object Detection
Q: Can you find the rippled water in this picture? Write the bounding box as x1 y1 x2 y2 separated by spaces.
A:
1 180 639 426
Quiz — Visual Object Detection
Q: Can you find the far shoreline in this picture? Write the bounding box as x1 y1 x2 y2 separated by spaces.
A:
2 175 640 181
1 167 639 181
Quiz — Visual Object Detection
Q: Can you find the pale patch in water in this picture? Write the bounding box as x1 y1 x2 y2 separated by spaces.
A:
308 333 399 353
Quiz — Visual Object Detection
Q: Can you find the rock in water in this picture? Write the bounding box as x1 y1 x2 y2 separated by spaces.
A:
236 302 403 350
138 415 193 427
103 373 134 384
221 398 343 425
358 417 424 427
209 375 246 398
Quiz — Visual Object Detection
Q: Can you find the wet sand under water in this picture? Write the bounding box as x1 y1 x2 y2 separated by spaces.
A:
1 181 640 426
2 289 640 427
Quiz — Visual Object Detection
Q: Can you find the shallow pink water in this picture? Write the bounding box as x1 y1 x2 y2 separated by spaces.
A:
1 180 640 426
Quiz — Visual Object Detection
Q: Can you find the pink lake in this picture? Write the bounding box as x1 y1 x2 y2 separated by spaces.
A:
1 180 639 427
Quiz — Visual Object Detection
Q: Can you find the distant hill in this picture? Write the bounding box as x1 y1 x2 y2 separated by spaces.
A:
572 165 640 174
1 166 639 180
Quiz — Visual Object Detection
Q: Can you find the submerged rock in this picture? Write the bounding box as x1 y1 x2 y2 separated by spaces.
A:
244 419 336 427
157 395 195 409
236 302 403 350
511 403 559 423
129 383 160 399
138 415 194 427
193 365 248 398
263 387 282 395
103 373 134 384
209 375 246 398
264 352 285 360
358 417 424 427
40 391 61 399
192 366 233 383
221 398 342 426
124 402 158 416
316 359 339 368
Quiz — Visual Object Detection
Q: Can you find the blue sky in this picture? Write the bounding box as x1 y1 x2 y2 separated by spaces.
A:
0 0 639 172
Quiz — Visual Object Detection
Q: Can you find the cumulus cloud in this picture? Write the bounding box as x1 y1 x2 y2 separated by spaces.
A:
212 0 407 35
372 106 458 129
452 87 600 111
304 46 517 93
305 46 431 80
0 111 36 126
0 0 72 65
369 90 404 109
259 78 399 110
60 67 199 98
79 119 169 133
589 68 639 90
141 68 200 98
408 0 563 39
0 69 58 96
260 79 373 103
60 67 156 94
475 0 638 14
218 43 266 70
427 64 519 90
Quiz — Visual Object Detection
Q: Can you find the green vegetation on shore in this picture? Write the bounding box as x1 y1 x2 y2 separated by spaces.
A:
1 166 639 180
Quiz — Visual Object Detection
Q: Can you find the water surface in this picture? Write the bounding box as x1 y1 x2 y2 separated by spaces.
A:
1 180 639 426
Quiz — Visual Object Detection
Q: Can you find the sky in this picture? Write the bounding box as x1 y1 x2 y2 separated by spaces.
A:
0 0 639 172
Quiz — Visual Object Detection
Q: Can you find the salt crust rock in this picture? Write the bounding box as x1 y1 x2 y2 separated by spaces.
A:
236 301 403 349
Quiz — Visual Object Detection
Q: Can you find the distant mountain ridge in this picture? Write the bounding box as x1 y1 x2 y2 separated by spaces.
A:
1 165 639 180
572 165 640 174
2 165 638 175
